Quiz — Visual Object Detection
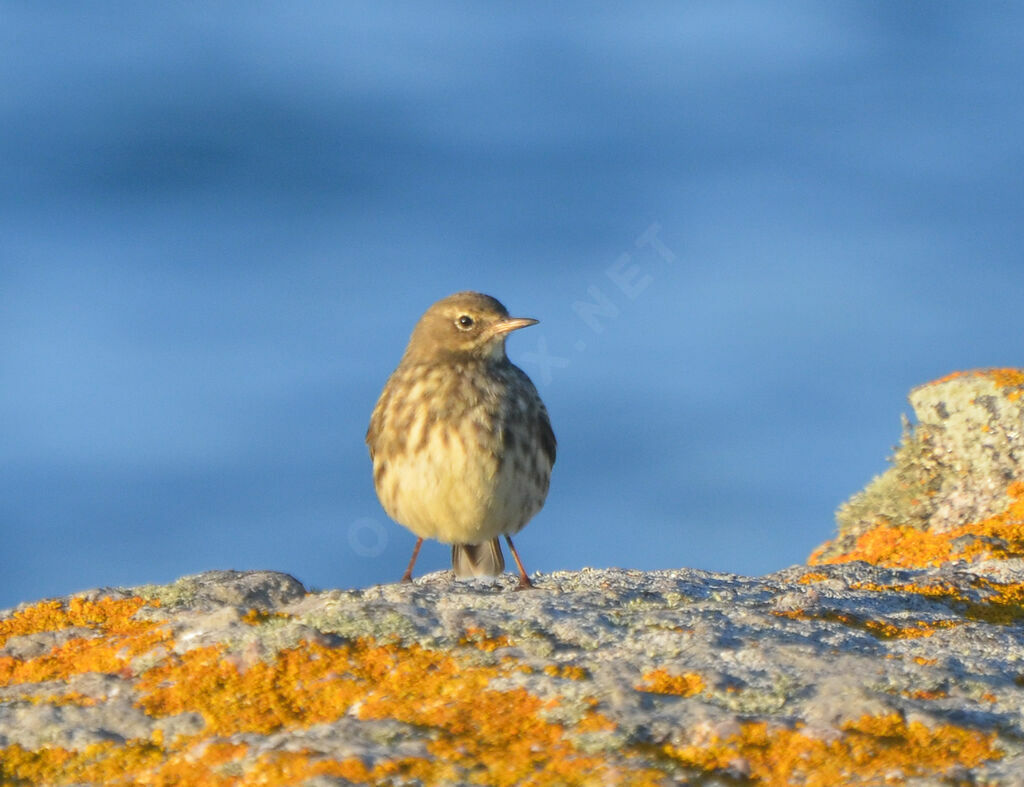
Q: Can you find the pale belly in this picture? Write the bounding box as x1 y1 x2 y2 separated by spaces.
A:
373 422 546 544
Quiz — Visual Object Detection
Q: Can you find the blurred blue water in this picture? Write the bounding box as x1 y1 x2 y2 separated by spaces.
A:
3 3 1023 607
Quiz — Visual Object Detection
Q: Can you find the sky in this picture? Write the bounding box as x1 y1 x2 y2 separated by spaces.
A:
3 3 1023 609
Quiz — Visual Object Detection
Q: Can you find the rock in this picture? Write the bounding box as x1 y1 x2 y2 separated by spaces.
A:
812 368 1024 568
2 564 1023 784
131 569 308 611
4 370 1024 784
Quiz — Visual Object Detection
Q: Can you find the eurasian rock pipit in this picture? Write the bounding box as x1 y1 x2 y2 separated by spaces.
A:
366 291 555 589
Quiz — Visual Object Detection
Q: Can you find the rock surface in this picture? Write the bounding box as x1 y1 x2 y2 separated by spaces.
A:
4 369 1024 785
2 564 1024 785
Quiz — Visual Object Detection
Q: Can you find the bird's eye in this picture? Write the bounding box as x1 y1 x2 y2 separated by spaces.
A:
456 315 475 330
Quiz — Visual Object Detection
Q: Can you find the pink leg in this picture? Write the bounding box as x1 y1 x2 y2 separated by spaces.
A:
505 535 534 590
401 537 424 583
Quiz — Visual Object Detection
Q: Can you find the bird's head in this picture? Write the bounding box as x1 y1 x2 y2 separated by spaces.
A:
402 291 538 364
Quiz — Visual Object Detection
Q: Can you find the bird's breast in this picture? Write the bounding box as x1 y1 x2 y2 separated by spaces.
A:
368 361 550 543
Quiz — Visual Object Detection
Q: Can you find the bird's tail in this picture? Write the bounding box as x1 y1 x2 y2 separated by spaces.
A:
451 538 505 578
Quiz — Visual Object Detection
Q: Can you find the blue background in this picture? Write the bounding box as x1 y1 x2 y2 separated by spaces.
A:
3 3 1023 608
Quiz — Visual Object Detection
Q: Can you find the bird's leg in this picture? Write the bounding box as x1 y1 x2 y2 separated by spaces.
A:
401 537 424 583
504 535 534 590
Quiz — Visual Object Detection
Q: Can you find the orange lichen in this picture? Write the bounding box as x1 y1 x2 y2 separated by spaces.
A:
0 740 166 786
850 579 961 599
240 608 290 626
575 704 618 733
501 655 534 674
0 597 169 688
0 585 1008 784
0 597 159 648
662 713 1001 785
931 368 1024 397
812 481 1024 568
772 609 959 639
850 577 1024 626
798 572 829 584
1 632 667 786
989 368 1024 390
0 630 170 687
0 736 419 786
543 664 589 680
15 689 104 707
956 579 1024 625
811 523 955 569
902 689 948 700
5 711 1001 787
636 669 706 696
459 625 512 651
131 637 664 786
862 619 961 639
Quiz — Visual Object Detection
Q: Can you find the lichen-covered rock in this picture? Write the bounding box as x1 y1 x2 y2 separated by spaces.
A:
5 368 1024 785
4 565 1024 784
811 368 1024 568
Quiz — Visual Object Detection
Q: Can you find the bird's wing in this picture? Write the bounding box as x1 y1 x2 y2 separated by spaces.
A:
366 385 389 460
537 402 556 468
511 364 556 467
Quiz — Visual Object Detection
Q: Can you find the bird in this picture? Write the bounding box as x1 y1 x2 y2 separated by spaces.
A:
366 291 555 589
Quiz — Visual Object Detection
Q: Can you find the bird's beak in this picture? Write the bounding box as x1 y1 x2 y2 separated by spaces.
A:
492 317 539 335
